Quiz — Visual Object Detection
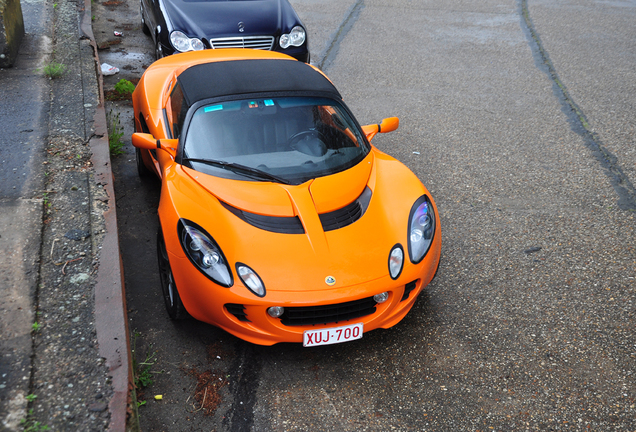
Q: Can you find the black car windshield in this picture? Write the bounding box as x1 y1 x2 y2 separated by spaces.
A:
182 97 369 184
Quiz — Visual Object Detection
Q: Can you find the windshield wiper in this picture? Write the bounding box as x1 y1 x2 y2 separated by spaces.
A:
182 157 291 185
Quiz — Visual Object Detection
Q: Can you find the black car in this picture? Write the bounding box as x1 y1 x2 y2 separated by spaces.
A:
140 0 309 62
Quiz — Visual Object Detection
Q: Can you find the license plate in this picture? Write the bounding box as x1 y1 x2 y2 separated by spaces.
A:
303 323 363 347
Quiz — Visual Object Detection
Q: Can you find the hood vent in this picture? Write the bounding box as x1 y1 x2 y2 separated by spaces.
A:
221 202 305 234
221 186 371 234
319 187 372 232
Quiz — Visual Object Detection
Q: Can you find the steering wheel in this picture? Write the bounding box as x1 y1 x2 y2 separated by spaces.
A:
288 129 328 157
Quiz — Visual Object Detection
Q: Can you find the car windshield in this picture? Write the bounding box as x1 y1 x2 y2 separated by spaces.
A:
182 97 369 184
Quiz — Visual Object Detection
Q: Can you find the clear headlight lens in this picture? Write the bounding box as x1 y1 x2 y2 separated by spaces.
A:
407 195 435 264
388 245 404 279
279 26 306 49
236 263 266 297
178 219 232 287
170 31 205 53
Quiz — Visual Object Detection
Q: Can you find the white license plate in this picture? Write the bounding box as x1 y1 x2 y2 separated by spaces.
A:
303 323 363 347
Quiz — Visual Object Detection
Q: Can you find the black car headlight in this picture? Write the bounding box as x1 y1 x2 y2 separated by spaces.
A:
279 26 306 49
170 31 205 52
407 195 435 264
178 219 233 287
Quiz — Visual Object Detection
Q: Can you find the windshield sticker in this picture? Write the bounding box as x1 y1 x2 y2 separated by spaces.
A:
204 105 223 113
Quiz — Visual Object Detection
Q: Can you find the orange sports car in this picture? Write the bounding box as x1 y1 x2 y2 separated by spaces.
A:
132 49 441 346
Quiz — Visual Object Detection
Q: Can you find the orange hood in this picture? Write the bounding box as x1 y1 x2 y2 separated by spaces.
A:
167 151 425 294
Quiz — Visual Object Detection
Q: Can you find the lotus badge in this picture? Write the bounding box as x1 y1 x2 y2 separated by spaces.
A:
325 276 336 286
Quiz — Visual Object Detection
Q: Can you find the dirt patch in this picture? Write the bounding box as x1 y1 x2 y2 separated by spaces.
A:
97 39 122 50
104 89 132 101
206 341 234 362
184 368 228 416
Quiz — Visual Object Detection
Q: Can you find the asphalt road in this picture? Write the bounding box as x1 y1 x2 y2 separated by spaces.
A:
98 0 635 430
0 0 51 427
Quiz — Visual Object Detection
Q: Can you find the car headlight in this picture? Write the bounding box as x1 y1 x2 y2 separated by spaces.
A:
170 31 205 53
279 26 306 49
236 263 266 297
407 195 435 264
388 245 404 279
178 219 232 287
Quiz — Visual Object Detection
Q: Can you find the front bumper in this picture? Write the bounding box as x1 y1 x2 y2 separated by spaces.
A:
168 235 441 346
273 45 309 62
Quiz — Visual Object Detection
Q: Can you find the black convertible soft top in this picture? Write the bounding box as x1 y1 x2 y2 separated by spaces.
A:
177 59 342 107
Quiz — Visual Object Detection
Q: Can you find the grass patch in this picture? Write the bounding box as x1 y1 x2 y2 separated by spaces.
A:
114 79 135 96
42 62 66 79
107 110 125 156
105 78 138 101
131 331 158 407
21 409 50 431
106 79 136 101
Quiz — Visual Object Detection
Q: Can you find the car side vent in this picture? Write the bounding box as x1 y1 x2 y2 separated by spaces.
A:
319 186 372 232
221 202 305 234
279 296 377 326
226 303 250 322
401 280 418 302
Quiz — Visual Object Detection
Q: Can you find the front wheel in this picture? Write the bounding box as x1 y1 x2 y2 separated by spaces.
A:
136 147 151 177
157 228 188 320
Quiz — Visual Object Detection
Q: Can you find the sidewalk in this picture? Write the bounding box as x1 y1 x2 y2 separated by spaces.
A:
0 0 130 430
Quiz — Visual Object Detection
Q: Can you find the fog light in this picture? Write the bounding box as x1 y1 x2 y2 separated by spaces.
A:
373 292 389 304
267 306 285 318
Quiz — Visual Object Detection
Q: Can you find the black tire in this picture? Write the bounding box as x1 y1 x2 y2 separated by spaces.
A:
140 2 151 35
136 147 152 177
157 228 188 320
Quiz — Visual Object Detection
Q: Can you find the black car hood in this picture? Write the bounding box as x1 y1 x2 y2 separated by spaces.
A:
162 0 299 39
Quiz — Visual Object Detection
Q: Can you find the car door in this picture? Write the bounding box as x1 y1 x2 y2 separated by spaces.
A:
143 0 164 42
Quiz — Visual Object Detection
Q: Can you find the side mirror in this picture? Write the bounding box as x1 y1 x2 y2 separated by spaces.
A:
361 117 399 141
132 133 177 158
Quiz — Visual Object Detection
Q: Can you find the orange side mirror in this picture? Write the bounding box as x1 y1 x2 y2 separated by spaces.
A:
379 117 399 133
132 133 177 157
361 117 399 141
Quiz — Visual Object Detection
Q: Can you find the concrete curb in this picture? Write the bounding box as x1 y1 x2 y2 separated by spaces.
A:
81 0 131 430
